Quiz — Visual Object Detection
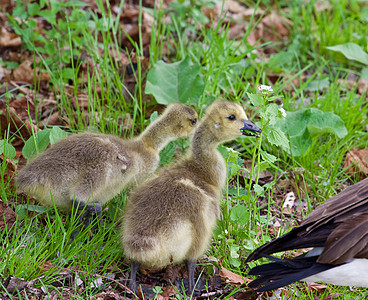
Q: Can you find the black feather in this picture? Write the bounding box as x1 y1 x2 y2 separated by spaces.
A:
248 255 341 292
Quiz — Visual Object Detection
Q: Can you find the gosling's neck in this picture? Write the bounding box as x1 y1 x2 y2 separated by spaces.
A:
189 124 226 189
138 118 176 151
190 123 221 160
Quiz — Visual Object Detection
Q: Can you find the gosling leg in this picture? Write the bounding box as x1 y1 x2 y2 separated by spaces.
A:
186 259 197 293
70 200 102 239
70 199 86 240
129 260 141 293
84 202 102 232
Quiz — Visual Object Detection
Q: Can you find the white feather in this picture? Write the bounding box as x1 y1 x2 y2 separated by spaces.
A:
304 258 368 287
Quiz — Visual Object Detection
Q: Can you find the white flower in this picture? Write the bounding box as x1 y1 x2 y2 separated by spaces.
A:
279 107 287 118
258 85 273 92
226 147 240 154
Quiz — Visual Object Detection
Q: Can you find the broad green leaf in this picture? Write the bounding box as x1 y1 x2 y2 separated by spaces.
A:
306 77 330 91
219 146 243 178
229 244 240 258
228 161 241 178
229 257 241 268
15 204 50 220
260 150 277 164
145 56 204 105
159 142 177 166
62 68 75 80
39 10 57 25
0 140 16 159
276 108 348 156
22 129 51 159
64 0 90 7
49 126 68 145
247 92 263 106
253 183 264 196
149 111 158 123
264 127 290 149
257 161 270 173
262 103 279 125
362 6 368 22
326 43 368 65
27 3 40 16
288 128 313 157
227 187 247 196
267 51 292 69
281 108 348 138
362 67 368 80
12 3 28 19
230 204 249 225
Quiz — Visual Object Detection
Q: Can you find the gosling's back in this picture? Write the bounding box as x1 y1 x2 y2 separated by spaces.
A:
17 133 151 211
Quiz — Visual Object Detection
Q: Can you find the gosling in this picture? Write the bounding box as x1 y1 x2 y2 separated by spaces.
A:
121 101 261 294
246 177 368 291
17 104 198 236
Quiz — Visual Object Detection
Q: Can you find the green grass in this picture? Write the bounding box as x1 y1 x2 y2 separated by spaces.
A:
2 0 368 298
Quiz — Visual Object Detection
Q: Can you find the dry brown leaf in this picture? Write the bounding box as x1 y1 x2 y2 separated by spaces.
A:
0 199 17 231
278 179 291 190
0 100 38 142
93 291 126 300
0 64 12 81
230 289 261 300
218 259 251 286
5 276 38 293
247 10 292 49
222 0 264 20
336 79 368 95
11 58 50 84
0 27 22 47
8 96 35 119
0 0 13 11
157 286 177 299
12 60 36 84
224 0 245 14
314 0 332 12
358 79 368 95
72 93 90 109
38 261 53 273
262 11 292 37
305 281 329 292
41 111 63 127
227 23 246 40
289 168 311 197
344 149 368 179
239 160 274 186
0 154 17 187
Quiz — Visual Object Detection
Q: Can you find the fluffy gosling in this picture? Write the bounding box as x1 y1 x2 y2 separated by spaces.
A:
17 104 198 236
121 101 261 294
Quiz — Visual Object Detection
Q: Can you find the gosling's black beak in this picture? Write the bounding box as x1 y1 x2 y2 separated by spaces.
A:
241 120 261 137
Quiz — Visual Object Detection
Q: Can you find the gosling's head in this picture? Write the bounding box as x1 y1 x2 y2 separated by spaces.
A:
203 101 261 142
160 103 198 138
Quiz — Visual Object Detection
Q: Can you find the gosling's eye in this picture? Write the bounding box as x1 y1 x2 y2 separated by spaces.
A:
191 119 197 125
227 115 236 121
